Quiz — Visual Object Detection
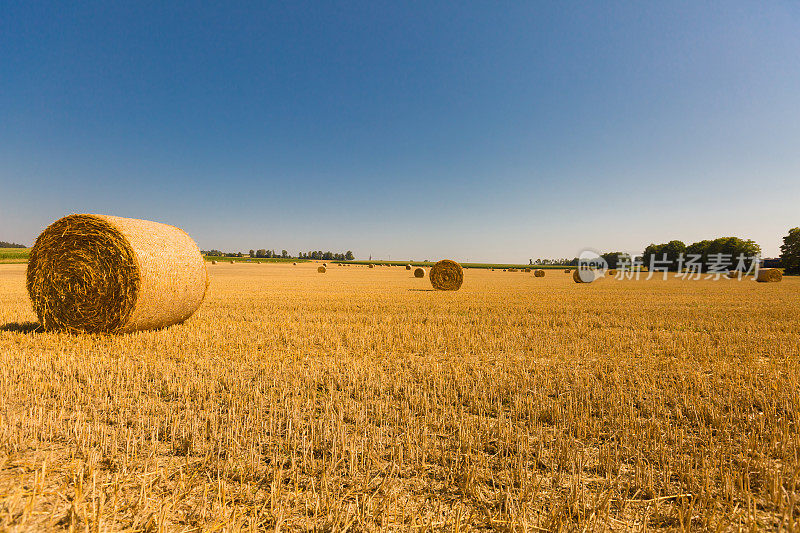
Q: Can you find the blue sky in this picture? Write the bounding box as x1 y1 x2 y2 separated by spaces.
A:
2 1 798 261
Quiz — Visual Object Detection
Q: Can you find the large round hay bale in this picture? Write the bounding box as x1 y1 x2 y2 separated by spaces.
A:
414 267 425 278
573 269 596 284
430 260 463 290
406 264 412 270
318 266 326 273
27 214 208 334
534 269 545 277
756 268 782 283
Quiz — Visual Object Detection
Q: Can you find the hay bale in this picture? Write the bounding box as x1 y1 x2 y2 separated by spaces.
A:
523 268 531 273
293 262 297 265
534 269 545 277
564 269 571 273
606 269 617 277
211 260 217 265
27 214 208 333
414 267 425 278
727 270 741 279
756 268 782 283
508 268 518 272
573 269 596 284
430 259 463 290
322 263 327 267
406 264 412 270
318 266 326 273
369 264 374 269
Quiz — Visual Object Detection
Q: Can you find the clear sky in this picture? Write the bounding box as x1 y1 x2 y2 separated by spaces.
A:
2 2 798 261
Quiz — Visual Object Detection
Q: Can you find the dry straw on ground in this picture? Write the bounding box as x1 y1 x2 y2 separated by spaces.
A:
413 267 425 278
318 266 326 273
27 214 208 334
573 269 596 284
756 268 782 282
534 269 545 277
430 260 463 290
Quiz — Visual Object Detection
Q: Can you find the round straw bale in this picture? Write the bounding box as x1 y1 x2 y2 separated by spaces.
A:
430 260 463 291
573 269 596 284
406 264 412 270
293 262 297 265
322 263 327 267
565 269 571 273
368 264 374 268
727 270 741 279
211 260 217 265
508 268 518 272
534 269 545 277
414 267 425 278
756 268 782 283
27 214 208 333
523 268 531 273
606 269 617 277
318 266 326 273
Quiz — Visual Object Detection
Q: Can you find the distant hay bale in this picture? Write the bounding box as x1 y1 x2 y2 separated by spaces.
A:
564 269 571 273
211 260 217 265
508 268 518 272
406 264 412 270
607 269 617 277
414 267 425 278
230 261 235 264
369 264 374 268
727 270 741 279
534 269 545 277
322 263 327 267
293 262 297 265
318 266 326 273
523 268 531 273
756 268 782 283
430 259 463 291
27 214 208 334
573 269 596 284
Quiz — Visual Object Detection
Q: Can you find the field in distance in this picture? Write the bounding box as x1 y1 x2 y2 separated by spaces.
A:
0 262 797 530
0 248 29 264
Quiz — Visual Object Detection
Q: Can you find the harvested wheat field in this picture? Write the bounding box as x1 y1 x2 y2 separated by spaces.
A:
1 262 799 531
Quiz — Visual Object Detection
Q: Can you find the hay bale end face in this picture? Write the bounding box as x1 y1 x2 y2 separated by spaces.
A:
756 268 782 283
573 269 596 284
414 267 425 278
430 259 463 290
406 264 412 270
27 214 208 334
534 269 545 277
369 264 374 269
318 266 326 273
607 269 617 277
211 260 217 265
565 269 571 273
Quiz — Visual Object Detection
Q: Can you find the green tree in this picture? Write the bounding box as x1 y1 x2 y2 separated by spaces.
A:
249 249 255 258
780 227 800 275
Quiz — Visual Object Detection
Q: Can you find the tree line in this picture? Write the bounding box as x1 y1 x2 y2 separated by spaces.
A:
0 241 26 248
202 249 355 260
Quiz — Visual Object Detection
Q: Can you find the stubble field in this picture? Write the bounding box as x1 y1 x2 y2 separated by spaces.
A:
0 262 798 531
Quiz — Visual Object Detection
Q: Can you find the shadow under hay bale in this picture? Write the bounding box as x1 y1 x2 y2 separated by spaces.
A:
430 260 463 290
27 214 208 334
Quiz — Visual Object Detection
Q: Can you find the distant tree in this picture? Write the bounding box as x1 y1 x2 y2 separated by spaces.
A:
249 249 255 258
237 252 243 258
0 241 26 248
642 240 686 271
281 250 288 258
600 252 629 269
345 251 354 261
780 227 800 275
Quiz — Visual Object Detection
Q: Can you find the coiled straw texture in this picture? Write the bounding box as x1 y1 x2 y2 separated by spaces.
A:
27 214 208 333
430 260 463 291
